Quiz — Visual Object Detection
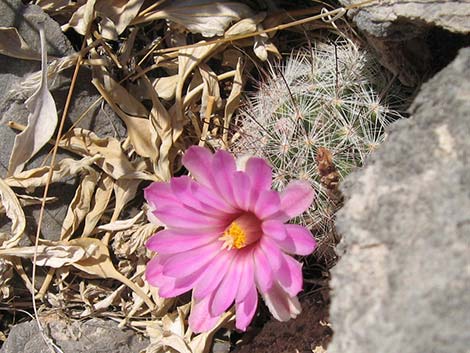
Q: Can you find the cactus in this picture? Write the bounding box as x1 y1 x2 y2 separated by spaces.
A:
231 41 408 248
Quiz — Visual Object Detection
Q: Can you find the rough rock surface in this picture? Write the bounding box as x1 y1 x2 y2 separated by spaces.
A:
328 47 470 353
0 316 149 353
339 0 470 85
0 0 125 239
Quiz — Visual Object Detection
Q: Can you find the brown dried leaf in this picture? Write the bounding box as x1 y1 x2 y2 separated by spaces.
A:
69 237 155 309
0 179 26 249
140 74 174 181
0 241 89 268
93 77 158 160
5 156 99 189
59 128 153 180
153 75 179 101
0 27 40 60
136 0 253 37
174 42 220 139
97 211 144 232
82 174 114 237
199 64 222 119
61 169 100 240
8 25 58 176
223 57 243 145
188 310 234 353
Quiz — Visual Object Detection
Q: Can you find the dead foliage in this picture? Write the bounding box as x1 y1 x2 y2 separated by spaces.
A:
0 0 376 351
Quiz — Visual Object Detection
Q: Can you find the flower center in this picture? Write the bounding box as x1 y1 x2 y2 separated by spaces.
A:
219 213 261 250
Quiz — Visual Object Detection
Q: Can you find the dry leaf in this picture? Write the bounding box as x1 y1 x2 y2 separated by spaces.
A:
174 42 220 140
8 24 58 176
63 0 97 36
135 0 253 37
0 243 87 268
224 12 265 37
61 169 99 240
153 75 179 101
5 156 99 189
92 77 158 160
199 64 222 119
140 74 174 181
82 174 114 237
223 57 243 145
0 179 26 249
0 27 40 60
97 211 144 232
59 128 154 180
69 237 155 309
0 195 57 214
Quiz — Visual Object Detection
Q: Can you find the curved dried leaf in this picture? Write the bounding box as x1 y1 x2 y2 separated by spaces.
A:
0 27 40 60
82 175 114 237
8 25 58 176
61 169 100 240
223 57 243 145
0 244 86 268
5 156 99 189
0 179 26 249
93 77 157 160
69 237 155 309
59 128 153 180
153 75 179 101
137 0 253 37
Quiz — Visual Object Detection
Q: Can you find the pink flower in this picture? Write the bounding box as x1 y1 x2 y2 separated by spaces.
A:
145 146 316 333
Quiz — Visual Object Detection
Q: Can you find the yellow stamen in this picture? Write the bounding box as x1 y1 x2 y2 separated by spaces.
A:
220 222 246 250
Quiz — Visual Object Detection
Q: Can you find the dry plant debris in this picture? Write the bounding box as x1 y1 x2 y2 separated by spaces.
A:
0 0 378 352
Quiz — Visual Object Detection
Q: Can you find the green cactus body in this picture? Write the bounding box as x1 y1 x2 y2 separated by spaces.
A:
232 42 408 239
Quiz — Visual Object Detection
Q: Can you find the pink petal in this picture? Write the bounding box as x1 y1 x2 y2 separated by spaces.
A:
191 182 237 214
146 229 216 254
154 206 227 231
231 171 251 210
235 284 258 331
162 241 221 277
170 176 226 217
261 282 301 321
254 190 281 219
193 250 235 300
277 254 303 297
158 263 208 297
278 224 316 256
211 149 237 206
144 182 178 209
182 146 215 187
245 157 272 192
262 220 287 241
209 257 242 316
253 246 274 293
236 249 255 301
259 237 282 271
279 180 315 219
189 294 222 333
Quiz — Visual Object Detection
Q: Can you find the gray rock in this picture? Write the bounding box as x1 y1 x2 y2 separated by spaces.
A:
328 47 470 353
339 0 470 85
0 317 149 353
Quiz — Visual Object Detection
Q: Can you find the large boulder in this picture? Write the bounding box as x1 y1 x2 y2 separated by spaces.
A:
339 0 470 85
328 47 470 353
